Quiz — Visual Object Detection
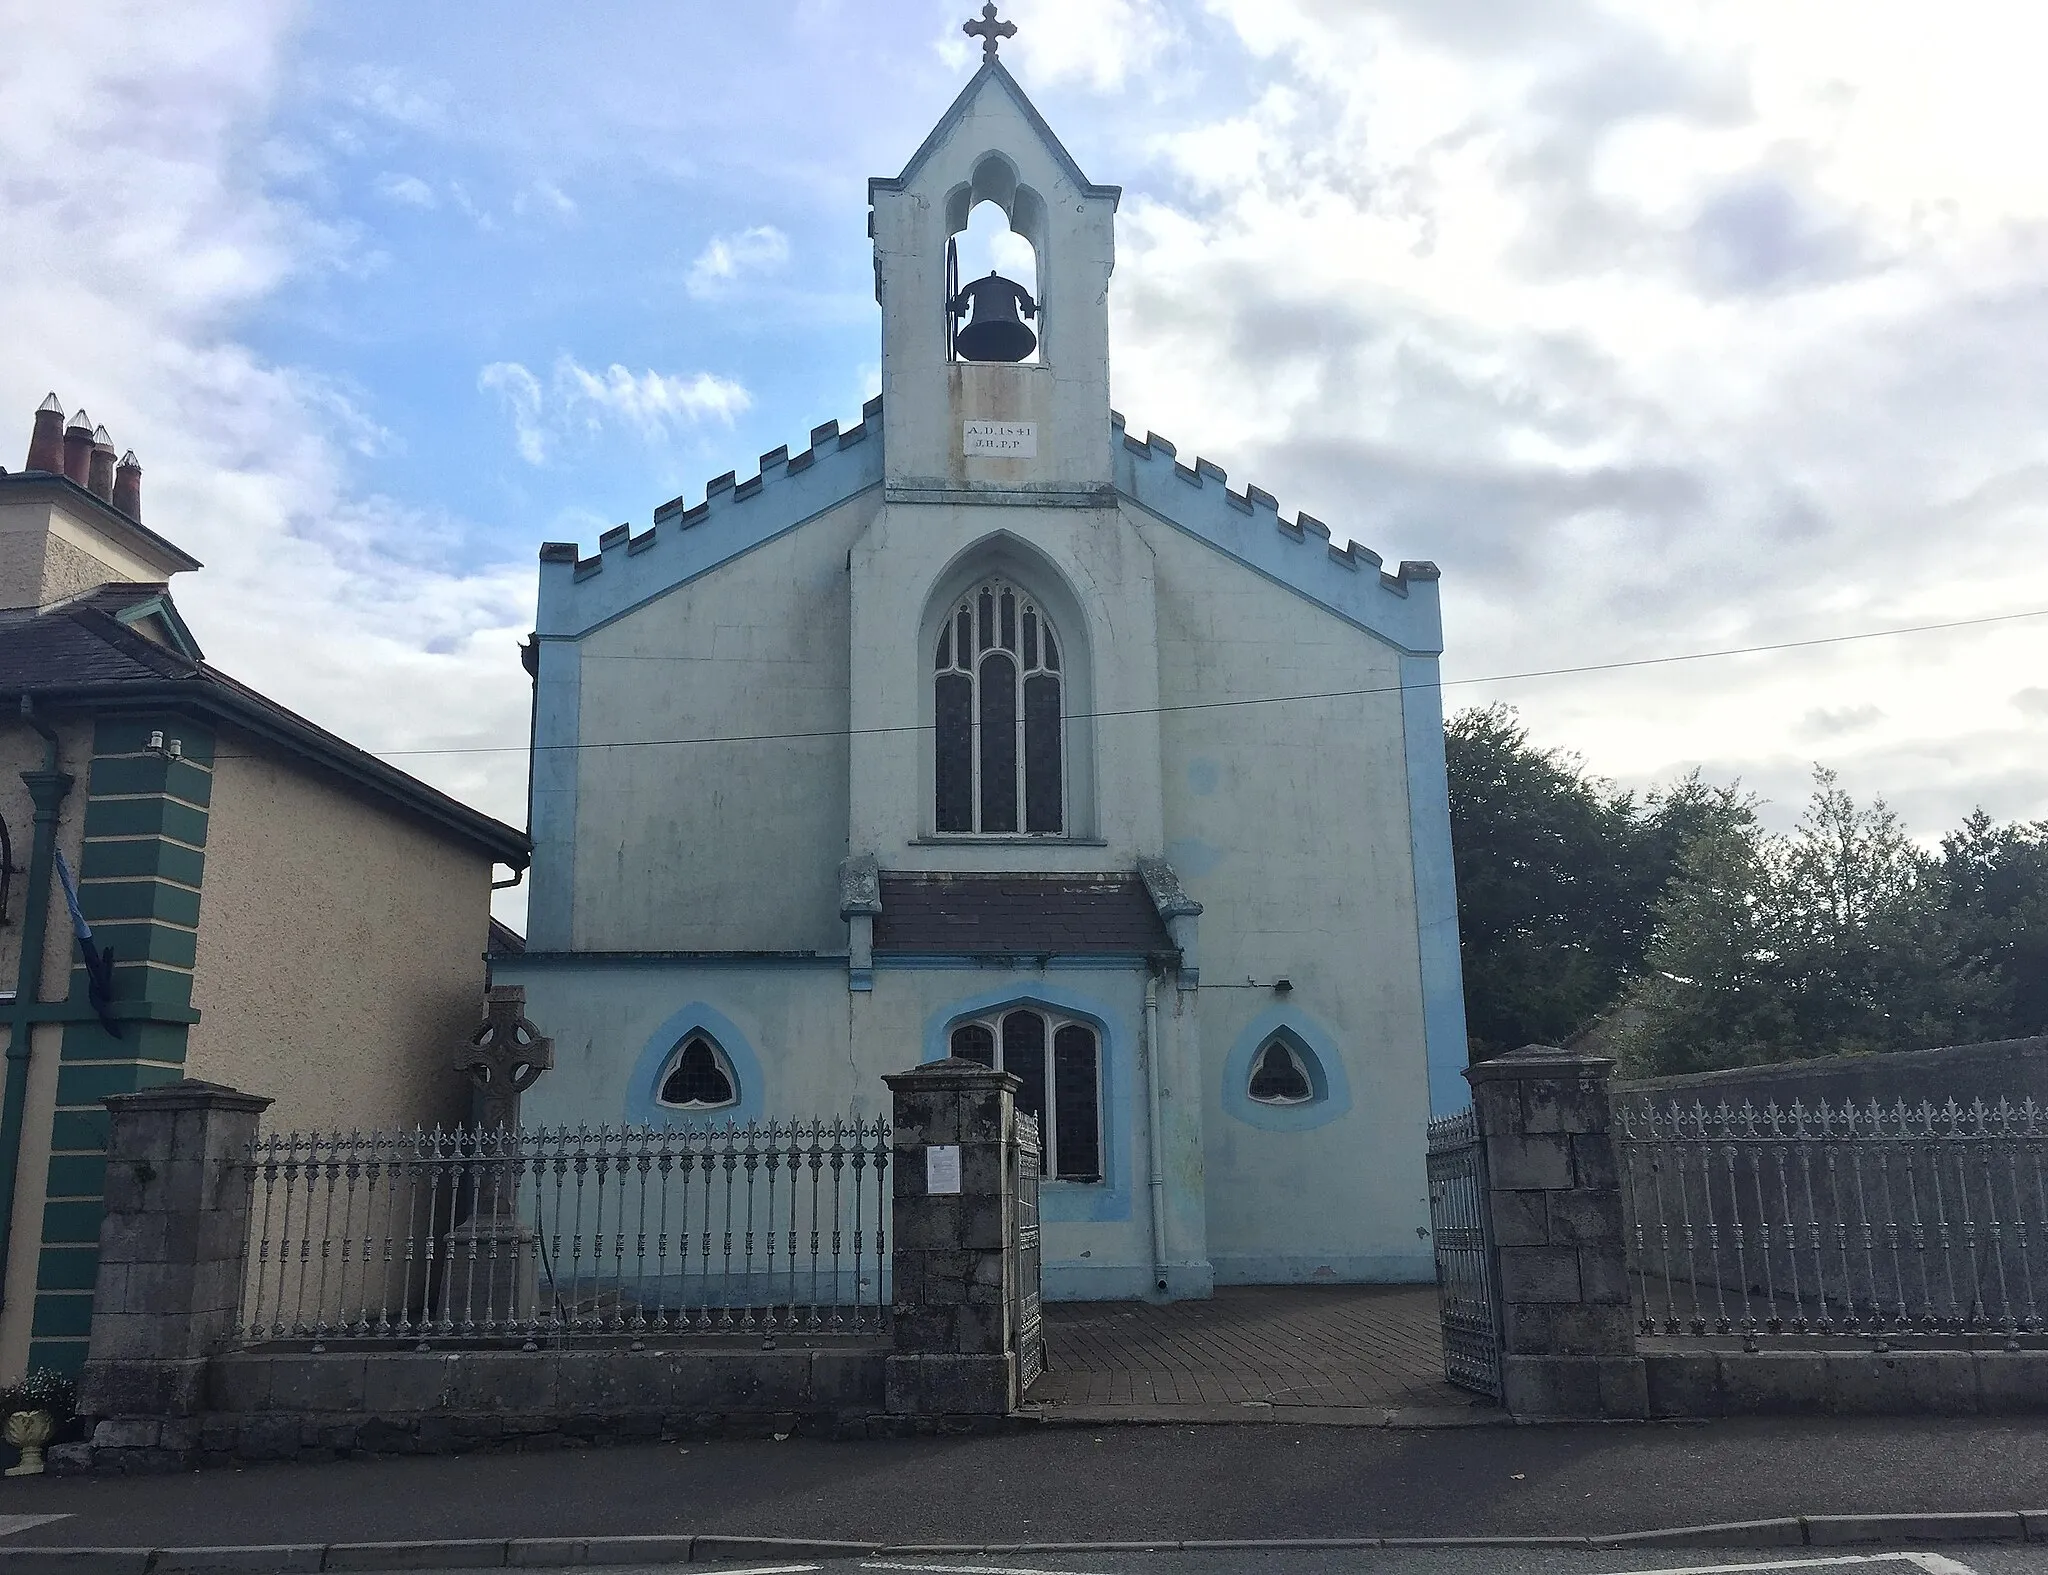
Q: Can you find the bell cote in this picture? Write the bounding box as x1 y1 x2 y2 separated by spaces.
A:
868 45 1120 497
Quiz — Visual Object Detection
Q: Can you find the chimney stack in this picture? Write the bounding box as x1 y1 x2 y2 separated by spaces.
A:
61 410 94 487
87 426 117 501
112 452 142 520
26 393 64 472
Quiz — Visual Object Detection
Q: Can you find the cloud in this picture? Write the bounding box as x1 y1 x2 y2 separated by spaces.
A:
1096 0 2048 840
686 226 790 298
2016 688 2048 721
372 171 437 208
0 1 533 921
1799 704 1885 740
512 177 576 221
481 356 749 465
478 361 547 464
939 0 1182 93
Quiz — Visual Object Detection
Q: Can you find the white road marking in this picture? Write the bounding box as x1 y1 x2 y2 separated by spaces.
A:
696 1565 820 1575
0 1515 70 1539
860 1556 1122 1564
1606 1556 1977 1575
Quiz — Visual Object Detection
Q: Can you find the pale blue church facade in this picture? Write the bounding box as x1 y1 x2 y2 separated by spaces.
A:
494 56 1467 1300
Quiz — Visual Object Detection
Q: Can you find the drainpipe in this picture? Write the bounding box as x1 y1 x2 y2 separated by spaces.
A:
1143 969 1168 1295
0 698 70 1308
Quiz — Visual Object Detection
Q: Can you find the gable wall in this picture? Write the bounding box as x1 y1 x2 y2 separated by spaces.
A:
567 491 876 953
1138 511 1434 1278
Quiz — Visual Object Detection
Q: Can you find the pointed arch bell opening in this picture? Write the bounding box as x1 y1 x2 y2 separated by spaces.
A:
921 536 1095 839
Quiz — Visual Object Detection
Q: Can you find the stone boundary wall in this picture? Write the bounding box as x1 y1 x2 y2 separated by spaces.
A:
1645 1347 2048 1417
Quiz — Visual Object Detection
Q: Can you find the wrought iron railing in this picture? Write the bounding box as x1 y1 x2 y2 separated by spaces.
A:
1619 1096 2048 1343
233 1119 891 1347
1426 1106 1503 1396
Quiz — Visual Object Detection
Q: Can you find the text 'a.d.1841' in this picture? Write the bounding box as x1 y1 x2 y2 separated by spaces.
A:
964 421 1036 458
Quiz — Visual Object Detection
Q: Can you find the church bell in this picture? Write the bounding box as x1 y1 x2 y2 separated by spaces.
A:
951 270 1038 363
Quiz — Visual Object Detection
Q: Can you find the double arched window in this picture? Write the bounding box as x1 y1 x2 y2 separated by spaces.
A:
934 579 1063 835
949 1007 1100 1181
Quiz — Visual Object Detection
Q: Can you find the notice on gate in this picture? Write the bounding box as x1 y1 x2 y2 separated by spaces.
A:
964 420 1036 458
926 1143 963 1195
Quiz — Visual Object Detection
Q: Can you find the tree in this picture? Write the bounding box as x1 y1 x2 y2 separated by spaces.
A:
1612 769 2007 1075
1446 705 1749 1058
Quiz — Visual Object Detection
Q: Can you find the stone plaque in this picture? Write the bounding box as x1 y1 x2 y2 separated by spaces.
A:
964 420 1036 458
926 1143 963 1195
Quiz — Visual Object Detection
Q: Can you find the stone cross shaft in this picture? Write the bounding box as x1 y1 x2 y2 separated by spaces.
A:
454 985 553 1133
963 2 1016 61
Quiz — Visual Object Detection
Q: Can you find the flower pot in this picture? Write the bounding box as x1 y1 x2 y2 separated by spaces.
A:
3 1411 52 1477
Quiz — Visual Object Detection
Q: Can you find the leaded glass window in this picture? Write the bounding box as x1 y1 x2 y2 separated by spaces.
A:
658 1033 739 1109
946 1008 1101 1181
1247 1037 1315 1105
934 580 1063 834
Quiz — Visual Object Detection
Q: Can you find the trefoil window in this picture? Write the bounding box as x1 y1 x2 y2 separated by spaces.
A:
1247 1037 1315 1105
948 1007 1100 1181
658 1033 738 1110
934 580 1063 836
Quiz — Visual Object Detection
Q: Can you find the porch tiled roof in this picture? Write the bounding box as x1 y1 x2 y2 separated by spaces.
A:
872 871 1173 958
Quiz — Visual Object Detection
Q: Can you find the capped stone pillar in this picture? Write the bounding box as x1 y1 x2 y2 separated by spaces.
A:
1465 1045 1644 1419
883 1057 1025 1416
77 1080 271 1467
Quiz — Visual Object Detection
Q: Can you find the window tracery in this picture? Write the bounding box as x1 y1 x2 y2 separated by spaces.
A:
947 1006 1100 1181
658 1033 739 1110
934 578 1063 835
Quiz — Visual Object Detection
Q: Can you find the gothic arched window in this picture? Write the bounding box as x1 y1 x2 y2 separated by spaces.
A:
948 1007 1100 1181
934 579 1063 835
657 1033 738 1110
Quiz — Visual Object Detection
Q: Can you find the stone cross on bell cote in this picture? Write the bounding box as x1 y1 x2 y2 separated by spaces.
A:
963 3 1016 61
453 985 554 1130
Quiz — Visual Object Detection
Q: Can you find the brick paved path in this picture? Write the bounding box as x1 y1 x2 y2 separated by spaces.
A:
1028 1283 1499 1422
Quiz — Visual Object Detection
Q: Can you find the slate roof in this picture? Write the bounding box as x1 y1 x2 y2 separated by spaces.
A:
872 872 1174 958
0 588 529 866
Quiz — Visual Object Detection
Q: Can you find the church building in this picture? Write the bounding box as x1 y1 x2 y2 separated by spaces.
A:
497 25 1468 1300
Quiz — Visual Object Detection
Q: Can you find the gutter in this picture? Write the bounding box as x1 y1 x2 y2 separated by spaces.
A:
1142 969 1167 1295
4 680 528 870
0 698 71 1310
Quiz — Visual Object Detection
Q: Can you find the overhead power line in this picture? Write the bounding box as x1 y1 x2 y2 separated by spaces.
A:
314 603 2048 761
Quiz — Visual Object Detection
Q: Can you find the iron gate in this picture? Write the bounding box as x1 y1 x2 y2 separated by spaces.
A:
1427 1106 1502 1398
1013 1110 1044 1391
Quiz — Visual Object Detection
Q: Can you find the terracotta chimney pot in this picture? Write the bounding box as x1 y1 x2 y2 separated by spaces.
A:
87 425 117 501
112 451 142 520
61 410 93 486
26 393 64 473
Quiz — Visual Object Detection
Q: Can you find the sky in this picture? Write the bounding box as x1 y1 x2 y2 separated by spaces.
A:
6 0 2048 932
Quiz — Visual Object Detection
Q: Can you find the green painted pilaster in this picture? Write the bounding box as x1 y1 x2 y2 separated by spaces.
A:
29 715 212 1377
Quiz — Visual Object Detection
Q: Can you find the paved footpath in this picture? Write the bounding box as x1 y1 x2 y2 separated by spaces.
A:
0 1418 2045 1551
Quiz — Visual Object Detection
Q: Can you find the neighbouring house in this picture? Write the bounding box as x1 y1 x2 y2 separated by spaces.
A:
0 395 530 1378
494 43 1468 1302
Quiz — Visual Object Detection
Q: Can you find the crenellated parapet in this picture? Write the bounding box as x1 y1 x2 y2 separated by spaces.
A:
1110 410 1443 657
535 396 887 640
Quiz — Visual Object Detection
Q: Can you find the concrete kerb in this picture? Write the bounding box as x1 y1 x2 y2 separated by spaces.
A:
3 1515 2048 1573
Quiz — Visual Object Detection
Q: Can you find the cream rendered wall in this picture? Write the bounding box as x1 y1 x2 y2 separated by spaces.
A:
0 498 181 610
184 734 490 1138
848 499 1164 869
569 495 874 954
0 719 93 1379
1139 514 1435 1282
